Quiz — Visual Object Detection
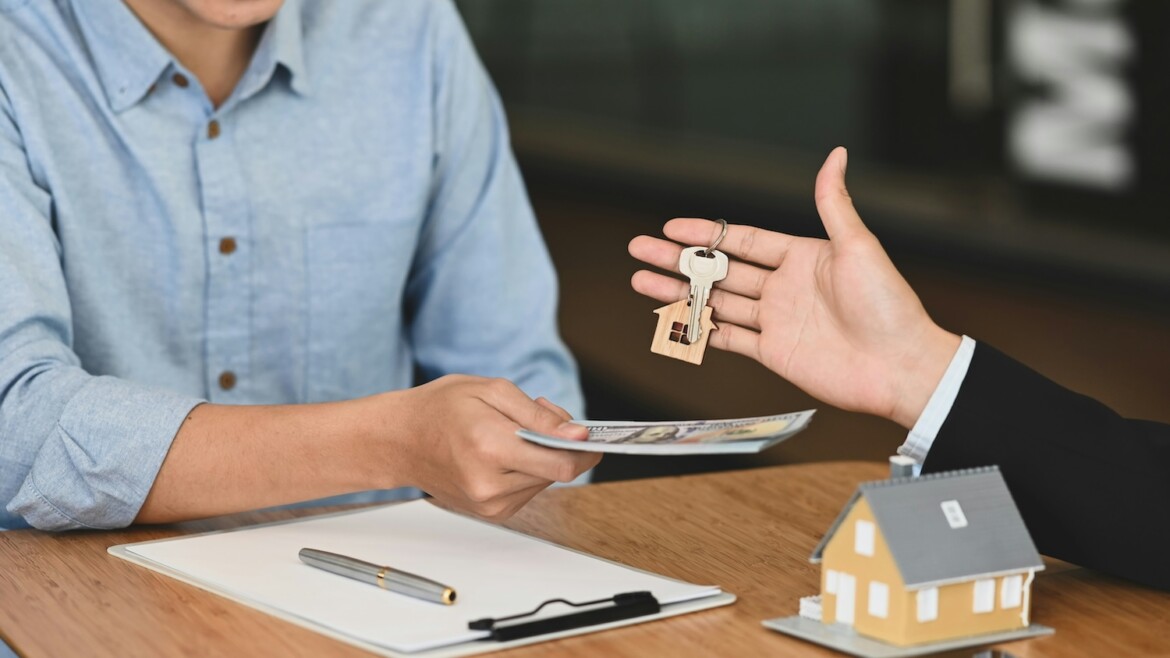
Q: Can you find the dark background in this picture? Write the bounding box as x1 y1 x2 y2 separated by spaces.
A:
453 0 1170 481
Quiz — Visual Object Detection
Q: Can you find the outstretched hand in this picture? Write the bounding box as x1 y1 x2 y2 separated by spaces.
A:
376 375 600 521
628 147 960 428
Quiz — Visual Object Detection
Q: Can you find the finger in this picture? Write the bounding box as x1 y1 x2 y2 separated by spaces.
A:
628 235 773 298
631 270 763 330
475 468 552 499
705 321 764 364
433 479 551 521
814 146 871 241
569 451 602 480
472 389 598 482
535 397 573 422
535 397 591 443
479 482 552 522
496 469 555 492
657 219 798 269
481 381 588 440
627 234 677 269
502 436 600 484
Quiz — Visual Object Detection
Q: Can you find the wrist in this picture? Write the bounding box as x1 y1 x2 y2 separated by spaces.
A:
888 325 962 429
347 390 415 491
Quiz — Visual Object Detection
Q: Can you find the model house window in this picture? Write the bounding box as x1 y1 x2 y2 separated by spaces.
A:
868 581 889 619
940 499 968 529
917 587 938 622
826 569 839 594
1001 574 1024 609
854 520 875 556
668 322 691 345
973 578 995 613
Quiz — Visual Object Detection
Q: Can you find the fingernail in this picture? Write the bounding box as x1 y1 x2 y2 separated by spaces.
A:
556 421 588 438
839 147 848 175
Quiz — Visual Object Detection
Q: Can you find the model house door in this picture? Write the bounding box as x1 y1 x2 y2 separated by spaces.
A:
836 573 856 625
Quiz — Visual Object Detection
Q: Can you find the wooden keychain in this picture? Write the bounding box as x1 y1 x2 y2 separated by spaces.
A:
650 219 729 365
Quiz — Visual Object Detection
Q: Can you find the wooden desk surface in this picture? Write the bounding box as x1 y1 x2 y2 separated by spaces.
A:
2 462 1168 657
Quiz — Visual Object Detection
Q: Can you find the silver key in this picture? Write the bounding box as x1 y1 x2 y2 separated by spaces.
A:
678 246 728 343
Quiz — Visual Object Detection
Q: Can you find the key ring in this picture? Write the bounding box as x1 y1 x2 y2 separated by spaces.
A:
700 219 727 257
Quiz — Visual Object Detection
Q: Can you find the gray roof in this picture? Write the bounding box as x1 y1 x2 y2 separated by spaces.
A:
811 466 1044 589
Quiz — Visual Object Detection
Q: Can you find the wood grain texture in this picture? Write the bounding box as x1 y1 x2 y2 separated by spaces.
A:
2 462 1167 657
650 300 714 365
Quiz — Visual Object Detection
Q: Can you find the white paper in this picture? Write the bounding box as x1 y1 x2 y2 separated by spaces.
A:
114 501 722 654
518 410 816 455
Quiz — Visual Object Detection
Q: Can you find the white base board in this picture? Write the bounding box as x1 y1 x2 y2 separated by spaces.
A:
762 616 1053 658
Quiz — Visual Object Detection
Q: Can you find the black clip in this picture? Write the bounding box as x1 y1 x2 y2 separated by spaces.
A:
467 591 661 642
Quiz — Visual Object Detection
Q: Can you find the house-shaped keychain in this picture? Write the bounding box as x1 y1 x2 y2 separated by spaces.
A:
650 228 729 366
650 300 716 365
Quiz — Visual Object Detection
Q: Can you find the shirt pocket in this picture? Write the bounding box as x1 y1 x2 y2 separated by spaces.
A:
304 221 416 402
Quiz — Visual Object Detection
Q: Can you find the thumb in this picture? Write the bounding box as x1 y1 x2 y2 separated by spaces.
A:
535 397 573 422
484 383 588 440
814 147 869 241
536 397 590 442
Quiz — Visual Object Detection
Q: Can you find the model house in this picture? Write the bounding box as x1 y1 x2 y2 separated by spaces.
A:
649 299 715 365
804 465 1044 647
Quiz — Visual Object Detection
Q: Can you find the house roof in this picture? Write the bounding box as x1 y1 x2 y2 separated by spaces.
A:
811 466 1044 589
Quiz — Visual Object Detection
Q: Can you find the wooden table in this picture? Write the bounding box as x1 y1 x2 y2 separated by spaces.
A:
2 462 1168 657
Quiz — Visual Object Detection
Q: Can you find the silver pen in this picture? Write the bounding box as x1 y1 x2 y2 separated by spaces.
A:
298 547 457 605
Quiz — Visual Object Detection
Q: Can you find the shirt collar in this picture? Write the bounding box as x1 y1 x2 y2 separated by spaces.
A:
70 0 310 114
242 0 311 100
71 0 173 113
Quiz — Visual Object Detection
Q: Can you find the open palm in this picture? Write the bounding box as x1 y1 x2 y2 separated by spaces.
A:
628 148 959 428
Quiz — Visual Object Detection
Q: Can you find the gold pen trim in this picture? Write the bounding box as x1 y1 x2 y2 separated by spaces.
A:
377 565 455 604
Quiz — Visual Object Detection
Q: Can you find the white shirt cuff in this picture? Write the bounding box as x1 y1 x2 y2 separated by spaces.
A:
897 335 976 467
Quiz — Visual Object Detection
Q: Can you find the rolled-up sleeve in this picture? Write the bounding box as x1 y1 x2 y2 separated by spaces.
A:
0 91 202 531
404 0 584 419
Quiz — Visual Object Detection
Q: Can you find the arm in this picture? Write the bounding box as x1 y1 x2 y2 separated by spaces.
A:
138 378 596 524
0 90 594 531
924 341 1170 589
0 87 198 530
629 147 1170 589
628 147 959 426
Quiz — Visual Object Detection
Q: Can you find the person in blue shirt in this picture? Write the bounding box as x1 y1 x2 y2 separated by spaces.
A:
629 147 1170 590
0 0 598 531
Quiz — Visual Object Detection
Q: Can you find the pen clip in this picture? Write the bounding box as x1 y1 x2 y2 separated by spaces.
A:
467 591 660 641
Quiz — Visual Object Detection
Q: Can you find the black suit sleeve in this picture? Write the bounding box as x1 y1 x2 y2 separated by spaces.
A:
922 341 1170 590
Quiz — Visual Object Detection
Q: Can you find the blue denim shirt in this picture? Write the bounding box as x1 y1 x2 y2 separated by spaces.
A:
0 0 582 530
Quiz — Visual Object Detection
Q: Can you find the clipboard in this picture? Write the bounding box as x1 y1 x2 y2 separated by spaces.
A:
109 500 735 657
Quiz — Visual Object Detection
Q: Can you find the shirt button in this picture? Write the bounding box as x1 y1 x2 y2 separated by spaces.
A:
219 237 237 255
218 371 237 391
172 73 190 88
208 120 221 140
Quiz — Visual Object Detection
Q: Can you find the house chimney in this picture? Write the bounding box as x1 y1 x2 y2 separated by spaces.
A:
889 455 916 479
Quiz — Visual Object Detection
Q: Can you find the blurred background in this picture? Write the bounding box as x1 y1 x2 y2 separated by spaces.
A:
453 0 1170 481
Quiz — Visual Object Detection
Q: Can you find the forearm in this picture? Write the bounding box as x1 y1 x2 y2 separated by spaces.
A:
136 394 405 524
922 342 1170 589
138 375 600 524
